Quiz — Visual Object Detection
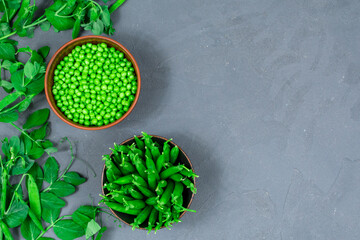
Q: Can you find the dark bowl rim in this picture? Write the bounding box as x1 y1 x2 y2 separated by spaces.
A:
101 134 196 230
44 35 141 131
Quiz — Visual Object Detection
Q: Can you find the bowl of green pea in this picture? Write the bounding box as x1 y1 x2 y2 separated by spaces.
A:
45 35 141 130
101 133 198 232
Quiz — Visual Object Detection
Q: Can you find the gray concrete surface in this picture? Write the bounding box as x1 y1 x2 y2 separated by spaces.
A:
2 0 360 239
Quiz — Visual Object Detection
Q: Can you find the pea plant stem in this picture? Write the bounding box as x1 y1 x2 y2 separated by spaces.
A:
9 122 51 157
35 215 72 240
4 174 28 215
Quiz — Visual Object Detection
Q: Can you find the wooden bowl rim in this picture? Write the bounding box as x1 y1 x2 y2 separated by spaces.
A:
44 35 141 130
101 134 196 230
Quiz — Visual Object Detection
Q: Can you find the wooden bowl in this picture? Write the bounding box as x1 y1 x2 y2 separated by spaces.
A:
45 35 141 130
101 135 196 230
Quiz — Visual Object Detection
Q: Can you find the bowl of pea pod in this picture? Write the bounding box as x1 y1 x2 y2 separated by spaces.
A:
100 132 198 233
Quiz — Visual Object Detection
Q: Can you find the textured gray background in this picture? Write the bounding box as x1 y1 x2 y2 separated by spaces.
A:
2 0 360 239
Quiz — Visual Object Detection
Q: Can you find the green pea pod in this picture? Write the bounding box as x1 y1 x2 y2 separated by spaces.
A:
1 170 7 217
109 0 126 14
154 211 163 233
134 184 155 198
105 202 142 215
146 156 160 182
129 188 144 200
180 168 199 178
106 168 118 183
169 173 185 182
150 144 161 161
114 144 130 154
121 160 136 175
131 206 152 230
103 182 121 192
129 144 144 158
156 154 165 172
28 207 46 232
145 147 152 160
134 135 145 151
142 132 154 149
108 185 132 195
172 207 182 223
145 196 158 205
155 180 167 195
27 175 42 220
104 156 122 176
0 220 13 240
171 181 184 205
160 165 184 179
108 192 133 204
110 149 121 165
173 204 196 213
158 180 175 206
132 174 148 188
163 139 172 162
123 199 146 210
146 207 159 234
182 178 197 194
113 175 133 185
170 146 179 164
147 171 157 191
133 155 147 179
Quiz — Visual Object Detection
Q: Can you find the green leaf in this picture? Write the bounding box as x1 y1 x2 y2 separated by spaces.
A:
4 200 29 228
42 207 60 224
30 122 48 140
24 61 36 79
0 80 13 92
23 108 50 129
40 192 66 209
0 111 19 123
28 163 44 190
9 135 20 155
44 157 59 184
40 21 51 31
0 91 23 111
41 140 53 149
38 46 50 59
45 9 75 31
18 96 33 112
63 172 86 186
100 7 111 27
11 69 26 92
20 133 32 154
0 43 16 61
89 7 99 21
26 73 45 95
21 217 41 240
38 238 55 240
28 144 45 159
49 181 76 197
0 22 11 36
91 20 104 35
72 205 98 228
85 219 101 239
10 156 35 175
53 220 85 240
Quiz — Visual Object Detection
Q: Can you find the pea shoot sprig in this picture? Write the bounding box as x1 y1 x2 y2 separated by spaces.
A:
0 0 126 41
0 38 118 240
